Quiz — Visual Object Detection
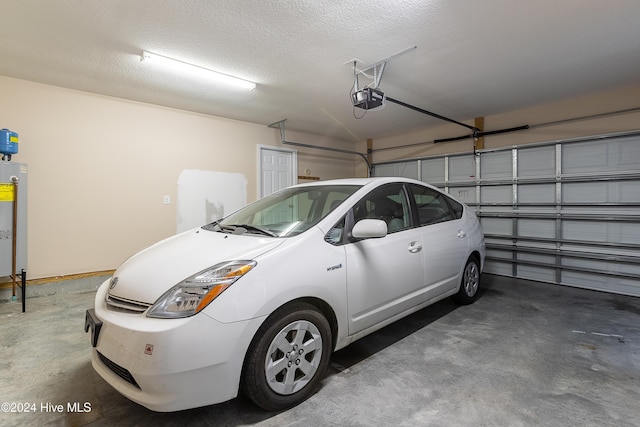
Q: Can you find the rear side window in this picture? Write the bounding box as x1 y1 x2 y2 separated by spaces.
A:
446 196 464 219
408 184 461 226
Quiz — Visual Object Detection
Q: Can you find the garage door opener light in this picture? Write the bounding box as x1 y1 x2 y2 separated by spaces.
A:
141 51 256 91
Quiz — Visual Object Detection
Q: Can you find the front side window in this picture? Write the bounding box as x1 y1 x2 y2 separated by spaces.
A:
353 184 410 233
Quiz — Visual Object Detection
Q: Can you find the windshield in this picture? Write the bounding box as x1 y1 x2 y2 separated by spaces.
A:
203 184 361 237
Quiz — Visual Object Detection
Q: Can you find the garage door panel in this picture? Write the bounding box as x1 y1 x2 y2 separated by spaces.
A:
517 264 556 282
375 161 419 179
563 182 608 203
421 158 445 183
481 218 513 235
484 248 515 271
481 185 511 204
516 253 557 284
563 141 609 173
518 252 555 264
608 279 640 297
621 180 640 201
563 221 639 245
482 206 514 214
519 219 555 239
561 271 610 292
562 181 640 204
561 271 640 297
519 145 556 178
562 257 617 273
617 137 640 169
481 151 512 180
563 220 607 242
483 260 513 276
519 240 556 250
450 186 476 204
373 163 395 177
563 136 640 174
485 248 511 259
519 183 555 204
620 223 640 245
560 243 637 258
448 155 476 182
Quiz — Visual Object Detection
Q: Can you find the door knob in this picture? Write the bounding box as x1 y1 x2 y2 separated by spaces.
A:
408 241 422 253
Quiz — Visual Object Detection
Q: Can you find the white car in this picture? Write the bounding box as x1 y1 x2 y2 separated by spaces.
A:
85 177 485 412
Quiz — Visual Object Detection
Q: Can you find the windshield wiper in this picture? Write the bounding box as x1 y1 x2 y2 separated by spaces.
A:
202 221 222 232
203 222 277 237
233 224 277 237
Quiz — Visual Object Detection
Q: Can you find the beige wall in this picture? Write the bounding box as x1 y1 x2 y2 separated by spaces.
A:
359 83 640 174
0 76 357 279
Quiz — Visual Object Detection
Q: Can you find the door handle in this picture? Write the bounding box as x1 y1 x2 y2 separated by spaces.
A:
457 230 466 238
408 241 422 253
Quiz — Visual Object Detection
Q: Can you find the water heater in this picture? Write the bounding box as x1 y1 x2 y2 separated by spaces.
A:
0 161 28 277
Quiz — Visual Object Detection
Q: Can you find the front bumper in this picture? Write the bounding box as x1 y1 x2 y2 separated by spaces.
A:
88 279 266 412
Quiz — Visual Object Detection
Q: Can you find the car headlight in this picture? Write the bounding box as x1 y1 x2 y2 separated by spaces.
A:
147 260 257 318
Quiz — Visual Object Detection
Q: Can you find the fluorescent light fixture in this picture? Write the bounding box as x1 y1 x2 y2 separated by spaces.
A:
141 50 256 91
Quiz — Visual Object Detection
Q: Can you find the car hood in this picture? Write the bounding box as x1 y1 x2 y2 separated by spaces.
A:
108 228 285 304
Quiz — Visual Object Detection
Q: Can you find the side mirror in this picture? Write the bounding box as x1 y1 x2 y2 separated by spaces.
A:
351 219 387 239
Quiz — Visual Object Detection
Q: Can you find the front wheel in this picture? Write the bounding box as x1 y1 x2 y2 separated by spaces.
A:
242 302 332 411
454 257 481 305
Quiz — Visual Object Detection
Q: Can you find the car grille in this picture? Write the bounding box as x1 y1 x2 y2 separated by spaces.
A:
98 351 140 389
105 294 151 314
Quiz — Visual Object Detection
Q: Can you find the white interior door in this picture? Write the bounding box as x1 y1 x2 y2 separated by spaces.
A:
259 146 297 197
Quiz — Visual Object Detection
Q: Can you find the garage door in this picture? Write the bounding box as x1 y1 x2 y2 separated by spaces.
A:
373 131 640 297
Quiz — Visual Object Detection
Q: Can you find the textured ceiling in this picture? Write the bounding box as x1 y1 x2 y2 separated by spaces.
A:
1 0 639 143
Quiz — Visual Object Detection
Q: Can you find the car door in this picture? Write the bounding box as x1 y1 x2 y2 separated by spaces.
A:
408 183 468 293
343 183 427 335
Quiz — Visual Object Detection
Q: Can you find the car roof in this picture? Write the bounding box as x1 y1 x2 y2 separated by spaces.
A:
293 176 426 188
289 177 462 207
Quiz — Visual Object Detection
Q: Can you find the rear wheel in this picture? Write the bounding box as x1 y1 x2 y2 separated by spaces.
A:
242 302 332 411
454 257 481 305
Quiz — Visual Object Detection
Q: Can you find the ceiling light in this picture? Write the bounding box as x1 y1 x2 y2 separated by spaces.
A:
141 50 256 91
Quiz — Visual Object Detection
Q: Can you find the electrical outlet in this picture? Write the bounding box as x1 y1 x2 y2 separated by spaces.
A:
163 195 171 205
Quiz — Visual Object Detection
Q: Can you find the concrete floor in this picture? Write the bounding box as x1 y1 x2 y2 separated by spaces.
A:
1 274 639 427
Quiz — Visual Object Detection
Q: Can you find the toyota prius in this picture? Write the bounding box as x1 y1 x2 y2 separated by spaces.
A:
85 177 485 411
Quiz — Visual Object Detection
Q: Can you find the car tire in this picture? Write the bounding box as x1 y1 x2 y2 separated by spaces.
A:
242 302 332 411
454 256 481 305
